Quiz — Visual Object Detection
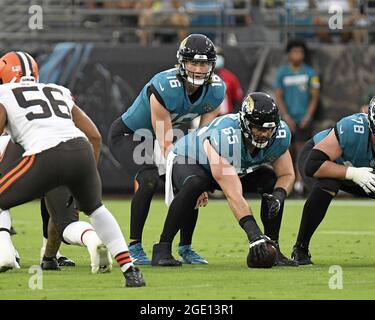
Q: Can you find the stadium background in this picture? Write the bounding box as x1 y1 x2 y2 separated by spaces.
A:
0 0 374 193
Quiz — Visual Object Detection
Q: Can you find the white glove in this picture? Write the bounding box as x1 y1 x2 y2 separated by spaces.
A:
345 167 375 194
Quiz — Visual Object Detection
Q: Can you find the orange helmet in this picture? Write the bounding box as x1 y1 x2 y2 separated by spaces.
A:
0 51 39 84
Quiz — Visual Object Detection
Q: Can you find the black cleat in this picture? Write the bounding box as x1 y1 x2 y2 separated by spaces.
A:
274 243 298 267
41 257 61 270
124 266 146 287
151 243 182 267
57 256 75 267
291 245 313 265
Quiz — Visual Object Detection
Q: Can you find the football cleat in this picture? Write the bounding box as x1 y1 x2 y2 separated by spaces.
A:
129 243 151 265
124 266 146 287
0 255 19 272
151 243 182 267
57 256 75 267
273 243 298 267
291 245 313 265
14 248 21 267
41 257 61 271
91 244 112 274
178 245 208 264
0 243 20 273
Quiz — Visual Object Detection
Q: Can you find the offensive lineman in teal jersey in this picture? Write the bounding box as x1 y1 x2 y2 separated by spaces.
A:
292 99 375 265
108 34 225 265
151 92 297 268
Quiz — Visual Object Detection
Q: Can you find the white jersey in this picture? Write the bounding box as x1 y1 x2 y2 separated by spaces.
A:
0 81 86 156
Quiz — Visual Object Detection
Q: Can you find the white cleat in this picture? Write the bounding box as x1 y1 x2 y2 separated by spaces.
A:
0 246 19 273
91 244 112 274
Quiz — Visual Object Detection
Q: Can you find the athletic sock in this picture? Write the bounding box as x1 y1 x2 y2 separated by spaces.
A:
260 199 285 241
89 205 133 271
295 188 334 247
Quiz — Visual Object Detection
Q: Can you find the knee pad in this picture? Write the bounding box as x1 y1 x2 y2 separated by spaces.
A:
305 149 330 177
136 168 160 193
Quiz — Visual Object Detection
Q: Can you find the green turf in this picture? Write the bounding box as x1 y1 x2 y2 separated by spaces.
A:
1 199 375 300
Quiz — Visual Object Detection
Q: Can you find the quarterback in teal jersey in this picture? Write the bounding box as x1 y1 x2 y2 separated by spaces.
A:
108 34 225 265
151 92 297 268
292 99 375 265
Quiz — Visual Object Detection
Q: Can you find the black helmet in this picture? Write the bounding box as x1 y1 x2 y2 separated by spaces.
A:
239 92 280 149
368 96 375 135
177 34 216 85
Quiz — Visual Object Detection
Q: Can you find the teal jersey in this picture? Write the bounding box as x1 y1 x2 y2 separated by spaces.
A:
173 113 291 176
273 63 320 123
313 113 375 169
121 68 226 135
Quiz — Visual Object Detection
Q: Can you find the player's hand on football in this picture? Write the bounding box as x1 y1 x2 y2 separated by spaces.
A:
262 193 281 218
345 167 375 194
249 235 274 262
195 192 208 209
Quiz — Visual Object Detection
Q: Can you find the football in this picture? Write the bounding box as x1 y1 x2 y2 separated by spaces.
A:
247 243 277 268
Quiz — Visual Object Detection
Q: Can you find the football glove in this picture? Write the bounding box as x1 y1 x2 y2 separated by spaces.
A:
248 235 275 265
262 188 286 219
345 167 375 194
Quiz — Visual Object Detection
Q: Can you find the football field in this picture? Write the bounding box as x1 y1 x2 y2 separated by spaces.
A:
1 198 375 300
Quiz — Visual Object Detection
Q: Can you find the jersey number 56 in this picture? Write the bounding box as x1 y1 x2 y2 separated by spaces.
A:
12 86 71 121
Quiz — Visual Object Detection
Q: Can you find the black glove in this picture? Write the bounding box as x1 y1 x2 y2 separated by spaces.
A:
262 187 287 219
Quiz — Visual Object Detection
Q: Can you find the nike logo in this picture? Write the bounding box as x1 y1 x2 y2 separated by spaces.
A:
159 83 164 91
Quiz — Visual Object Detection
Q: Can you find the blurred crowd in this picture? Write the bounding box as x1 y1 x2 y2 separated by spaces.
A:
82 0 251 45
74 0 375 45
263 0 375 44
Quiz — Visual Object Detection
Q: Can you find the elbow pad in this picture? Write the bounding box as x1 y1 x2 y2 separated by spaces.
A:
305 149 330 177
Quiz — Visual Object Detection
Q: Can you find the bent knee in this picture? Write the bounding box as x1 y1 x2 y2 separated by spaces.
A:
137 168 160 192
182 175 209 194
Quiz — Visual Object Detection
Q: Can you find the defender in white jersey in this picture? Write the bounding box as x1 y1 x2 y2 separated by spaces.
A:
0 51 145 287
0 134 75 270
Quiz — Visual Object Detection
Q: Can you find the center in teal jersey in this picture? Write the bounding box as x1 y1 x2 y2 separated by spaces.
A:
173 113 291 175
313 113 375 170
121 68 226 136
